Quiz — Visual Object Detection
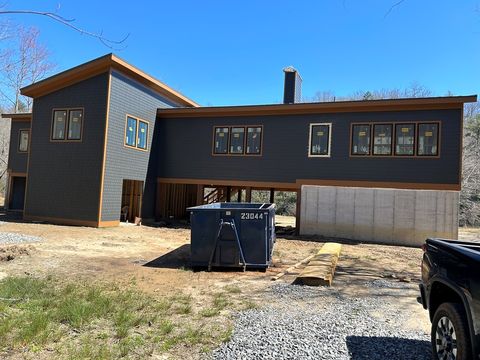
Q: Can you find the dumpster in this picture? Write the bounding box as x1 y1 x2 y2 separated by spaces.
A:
187 202 276 270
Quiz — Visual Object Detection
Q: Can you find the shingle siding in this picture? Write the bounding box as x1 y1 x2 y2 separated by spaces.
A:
8 121 30 173
157 108 461 185
24 73 109 221
100 70 179 221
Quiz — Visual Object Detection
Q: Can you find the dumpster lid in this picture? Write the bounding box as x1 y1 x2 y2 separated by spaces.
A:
187 202 275 211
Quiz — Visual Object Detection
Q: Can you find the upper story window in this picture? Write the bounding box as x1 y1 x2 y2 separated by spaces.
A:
124 115 148 150
372 124 392 155
18 129 29 152
246 127 262 154
51 108 83 141
213 125 263 156
137 120 148 150
395 124 415 156
417 123 439 156
214 127 229 154
309 123 331 157
350 121 440 157
351 124 371 155
230 127 245 154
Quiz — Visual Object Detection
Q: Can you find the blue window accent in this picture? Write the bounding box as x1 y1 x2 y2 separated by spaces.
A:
137 121 148 150
125 116 137 147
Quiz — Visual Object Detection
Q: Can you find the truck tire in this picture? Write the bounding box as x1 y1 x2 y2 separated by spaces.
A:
431 302 472 360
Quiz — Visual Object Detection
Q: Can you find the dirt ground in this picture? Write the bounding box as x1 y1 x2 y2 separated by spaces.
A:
0 215 478 358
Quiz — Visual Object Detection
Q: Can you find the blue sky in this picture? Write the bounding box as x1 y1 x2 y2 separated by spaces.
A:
4 0 480 106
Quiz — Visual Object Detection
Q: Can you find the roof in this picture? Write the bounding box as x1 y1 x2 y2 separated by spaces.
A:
156 95 477 118
1 113 32 121
20 54 198 107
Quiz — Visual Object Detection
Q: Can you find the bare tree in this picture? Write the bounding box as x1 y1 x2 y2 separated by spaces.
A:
0 8 128 49
0 26 55 112
460 102 480 226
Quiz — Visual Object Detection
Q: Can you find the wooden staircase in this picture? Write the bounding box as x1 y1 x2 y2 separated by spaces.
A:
203 187 241 204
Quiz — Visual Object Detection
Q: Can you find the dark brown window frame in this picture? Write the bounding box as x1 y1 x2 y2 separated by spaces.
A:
394 123 416 156
124 114 149 152
417 122 440 157
372 123 393 156
18 129 30 153
50 108 84 142
350 123 372 156
212 125 263 156
350 121 441 158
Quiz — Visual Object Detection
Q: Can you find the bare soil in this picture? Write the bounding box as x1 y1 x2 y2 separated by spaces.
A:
0 216 478 358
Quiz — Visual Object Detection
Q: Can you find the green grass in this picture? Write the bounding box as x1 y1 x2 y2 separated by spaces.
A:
0 276 235 359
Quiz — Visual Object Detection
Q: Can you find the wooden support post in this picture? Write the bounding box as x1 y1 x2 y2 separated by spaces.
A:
246 187 252 202
269 188 275 204
226 187 231 202
196 184 204 205
295 189 301 235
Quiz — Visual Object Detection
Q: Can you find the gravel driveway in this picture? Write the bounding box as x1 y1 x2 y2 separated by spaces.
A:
0 232 42 245
213 280 430 360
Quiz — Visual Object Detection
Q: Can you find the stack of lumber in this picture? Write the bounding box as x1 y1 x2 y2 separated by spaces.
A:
296 242 342 286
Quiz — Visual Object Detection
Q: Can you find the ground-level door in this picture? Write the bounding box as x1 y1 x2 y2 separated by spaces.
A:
121 180 143 223
9 176 26 210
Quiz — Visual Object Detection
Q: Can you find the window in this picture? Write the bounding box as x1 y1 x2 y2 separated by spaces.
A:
213 125 263 156
52 110 67 140
18 130 29 152
51 109 83 141
395 124 415 155
230 127 245 154
137 121 148 150
373 124 392 155
417 123 439 156
124 116 148 150
351 124 371 155
214 127 229 154
125 116 137 147
246 126 262 154
309 123 331 157
68 110 83 140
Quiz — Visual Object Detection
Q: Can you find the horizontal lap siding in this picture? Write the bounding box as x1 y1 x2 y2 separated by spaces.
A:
101 71 179 221
8 121 30 173
157 109 461 185
25 73 109 221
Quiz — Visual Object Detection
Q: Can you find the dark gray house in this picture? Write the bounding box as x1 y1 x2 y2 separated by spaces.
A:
2 53 477 245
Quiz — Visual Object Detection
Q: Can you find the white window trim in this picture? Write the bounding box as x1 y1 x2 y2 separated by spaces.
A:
308 123 332 158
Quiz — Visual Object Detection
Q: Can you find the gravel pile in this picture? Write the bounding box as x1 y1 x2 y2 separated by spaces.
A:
212 281 430 360
0 232 42 245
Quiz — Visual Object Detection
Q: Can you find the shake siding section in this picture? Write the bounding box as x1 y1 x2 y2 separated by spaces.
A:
24 73 109 221
157 109 461 186
101 71 179 221
8 120 30 173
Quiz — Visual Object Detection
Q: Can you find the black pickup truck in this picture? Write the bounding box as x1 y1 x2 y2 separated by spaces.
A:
419 238 480 360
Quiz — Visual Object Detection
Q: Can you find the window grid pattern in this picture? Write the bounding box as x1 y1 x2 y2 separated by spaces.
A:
213 126 263 156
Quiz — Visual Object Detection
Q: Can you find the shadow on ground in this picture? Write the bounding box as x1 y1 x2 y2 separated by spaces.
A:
346 336 430 360
143 244 190 269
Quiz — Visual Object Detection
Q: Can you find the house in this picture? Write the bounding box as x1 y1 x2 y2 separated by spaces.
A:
2 53 477 245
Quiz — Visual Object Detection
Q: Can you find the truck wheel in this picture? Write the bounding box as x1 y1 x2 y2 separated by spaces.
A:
431 302 472 360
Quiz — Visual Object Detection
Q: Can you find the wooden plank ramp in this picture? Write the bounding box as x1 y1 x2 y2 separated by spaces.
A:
295 242 342 286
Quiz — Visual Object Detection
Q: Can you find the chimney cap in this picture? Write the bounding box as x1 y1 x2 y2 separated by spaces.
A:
283 66 302 80
283 66 297 73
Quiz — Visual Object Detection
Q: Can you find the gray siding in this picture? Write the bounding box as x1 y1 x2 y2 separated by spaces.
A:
157 109 461 185
100 71 179 221
8 120 30 173
25 73 109 221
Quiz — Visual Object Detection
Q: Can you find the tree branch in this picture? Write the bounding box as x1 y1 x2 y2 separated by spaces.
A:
0 10 129 49
384 0 406 18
